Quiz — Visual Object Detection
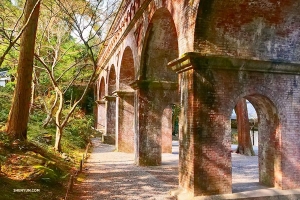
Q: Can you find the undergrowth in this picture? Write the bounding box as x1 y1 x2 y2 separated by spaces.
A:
0 86 93 199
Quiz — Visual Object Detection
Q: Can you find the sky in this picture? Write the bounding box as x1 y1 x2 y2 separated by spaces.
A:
231 101 257 120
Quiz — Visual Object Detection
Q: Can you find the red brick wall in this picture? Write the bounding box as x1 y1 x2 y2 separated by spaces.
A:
194 0 300 63
117 94 135 153
96 101 106 131
133 81 178 166
170 53 300 196
104 96 116 145
161 105 172 153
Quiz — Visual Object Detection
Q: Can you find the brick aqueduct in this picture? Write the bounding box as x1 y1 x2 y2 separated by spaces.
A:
95 0 300 197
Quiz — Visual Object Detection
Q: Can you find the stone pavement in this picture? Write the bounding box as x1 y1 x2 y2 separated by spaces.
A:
72 139 300 200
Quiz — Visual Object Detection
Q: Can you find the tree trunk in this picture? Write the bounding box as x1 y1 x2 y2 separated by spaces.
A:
30 70 36 113
54 88 64 152
54 126 63 152
235 98 255 156
6 0 40 141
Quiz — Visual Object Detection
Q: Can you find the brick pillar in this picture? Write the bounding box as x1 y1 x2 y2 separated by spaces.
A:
168 53 232 196
102 96 116 145
114 91 135 153
162 105 172 153
96 100 106 131
131 80 178 166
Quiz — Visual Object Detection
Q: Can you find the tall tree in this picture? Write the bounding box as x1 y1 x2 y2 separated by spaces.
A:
235 98 255 156
32 0 120 151
6 0 41 141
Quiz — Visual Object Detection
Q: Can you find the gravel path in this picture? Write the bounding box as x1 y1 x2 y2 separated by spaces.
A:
72 138 261 199
72 138 178 200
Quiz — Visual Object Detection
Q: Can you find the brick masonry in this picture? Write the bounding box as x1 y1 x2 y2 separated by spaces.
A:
169 53 300 195
95 0 300 197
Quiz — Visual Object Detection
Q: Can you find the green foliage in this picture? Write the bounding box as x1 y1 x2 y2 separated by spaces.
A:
32 165 59 184
64 86 94 114
172 104 180 136
0 86 13 127
62 114 93 150
0 131 10 147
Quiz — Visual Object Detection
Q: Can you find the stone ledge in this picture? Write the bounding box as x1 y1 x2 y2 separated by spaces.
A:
130 80 178 90
168 52 300 75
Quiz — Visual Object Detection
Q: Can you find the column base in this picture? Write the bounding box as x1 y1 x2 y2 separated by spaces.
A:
102 135 115 145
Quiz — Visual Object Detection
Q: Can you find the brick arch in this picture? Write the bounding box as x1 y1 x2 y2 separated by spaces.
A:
140 7 179 81
108 65 117 95
169 54 300 195
230 93 281 188
95 76 107 131
194 0 300 62
115 46 135 153
98 77 105 100
119 46 135 91
134 6 179 166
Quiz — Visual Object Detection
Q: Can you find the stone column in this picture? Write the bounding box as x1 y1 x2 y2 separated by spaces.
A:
114 91 135 153
102 96 116 145
168 53 232 196
161 105 173 153
95 100 106 132
131 80 177 166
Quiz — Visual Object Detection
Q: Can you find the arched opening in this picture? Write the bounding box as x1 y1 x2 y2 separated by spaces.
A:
96 77 106 131
99 77 105 99
136 7 179 166
161 103 180 166
120 47 135 91
108 65 116 95
230 94 281 193
117 47 135 153
104 65 117 145
141 8 178 81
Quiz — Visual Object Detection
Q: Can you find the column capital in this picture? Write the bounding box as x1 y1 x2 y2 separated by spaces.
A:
130 80 178 90
95 99 106 104
103 95 116 101
168 52 300 74
112 90 135 97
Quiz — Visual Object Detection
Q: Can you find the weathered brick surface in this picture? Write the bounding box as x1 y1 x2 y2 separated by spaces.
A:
194 0 300 63
132 81 177 166
116 92 134 153
95 0 300 197
161 105 172 153
169 53 300 196
96 100 105 131
103 96 116 145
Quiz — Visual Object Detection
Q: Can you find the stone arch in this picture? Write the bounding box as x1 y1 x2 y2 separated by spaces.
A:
108 65 117 95
194 0 300 62
231 93 281 189
140 7 179 81
119 46 135 91
99 77 105 99
168 54 300 196
135 7 179 166
96 76 106 131
103 65 117 145
115 46 135 153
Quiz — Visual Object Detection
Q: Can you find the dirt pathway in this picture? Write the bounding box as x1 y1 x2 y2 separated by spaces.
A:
70 138 178 200
70 138 261 199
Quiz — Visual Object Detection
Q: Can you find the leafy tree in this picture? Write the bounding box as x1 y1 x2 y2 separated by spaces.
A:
0 0 40 68
33 0 120 151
